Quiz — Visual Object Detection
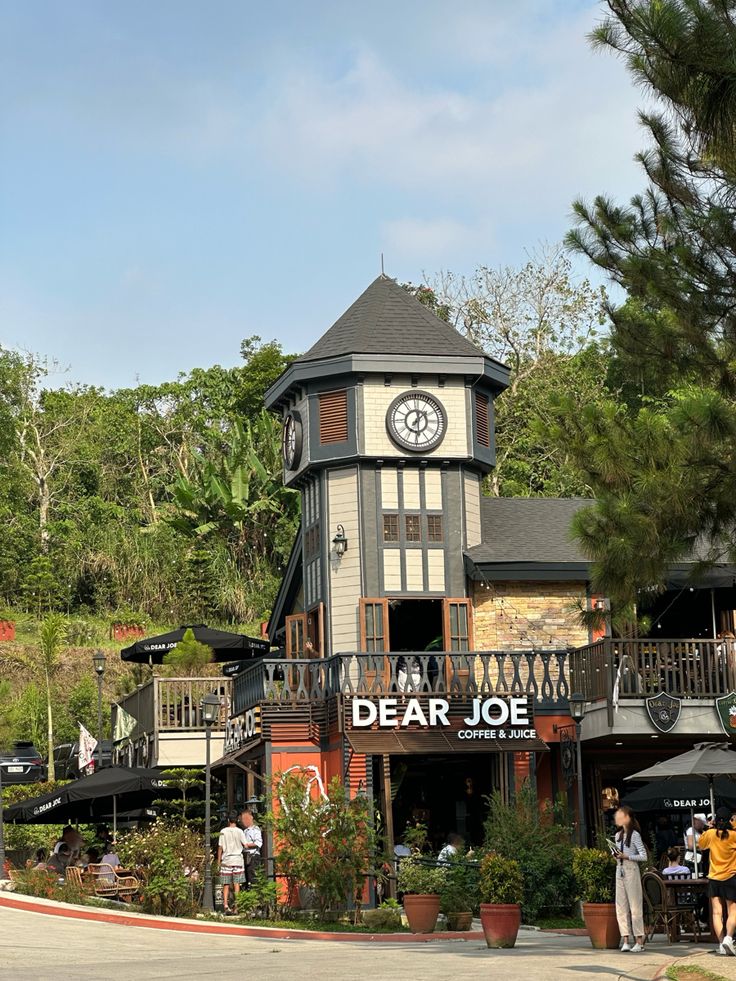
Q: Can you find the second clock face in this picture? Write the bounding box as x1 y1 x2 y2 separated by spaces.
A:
386 391 447 452
282 410 303 469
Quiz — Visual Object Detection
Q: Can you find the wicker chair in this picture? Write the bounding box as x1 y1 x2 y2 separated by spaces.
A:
662 871 702 941
65 866 84 889
86 863 121 898
643 871 678 942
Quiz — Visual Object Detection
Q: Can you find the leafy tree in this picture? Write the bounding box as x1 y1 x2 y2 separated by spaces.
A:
13 614 67 778
547 0 736 616
162 628 214 674
234 336 297 418
426 245 609 496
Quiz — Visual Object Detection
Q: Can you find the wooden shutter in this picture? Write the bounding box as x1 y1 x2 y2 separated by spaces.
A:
306 603 324 657
285 613 307 658
319 390 348 444
443 599 474 652
359 599 390 653
475 392 490 448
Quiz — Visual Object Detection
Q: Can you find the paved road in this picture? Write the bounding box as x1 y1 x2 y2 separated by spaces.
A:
0 905 716 981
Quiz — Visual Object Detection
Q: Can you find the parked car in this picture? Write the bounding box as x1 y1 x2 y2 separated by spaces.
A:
53 740 113 779
0 741 46 785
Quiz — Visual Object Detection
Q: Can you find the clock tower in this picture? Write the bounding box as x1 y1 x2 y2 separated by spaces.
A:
265 275 509 657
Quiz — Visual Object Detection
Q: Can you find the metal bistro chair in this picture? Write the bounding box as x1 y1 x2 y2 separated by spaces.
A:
643 871 678 942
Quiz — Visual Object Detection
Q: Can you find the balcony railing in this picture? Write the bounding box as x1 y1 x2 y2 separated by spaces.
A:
114 677 231 738
232 651 570 716
570 638 736 702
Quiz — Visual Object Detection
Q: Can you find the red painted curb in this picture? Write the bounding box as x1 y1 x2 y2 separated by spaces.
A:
0 893 483 943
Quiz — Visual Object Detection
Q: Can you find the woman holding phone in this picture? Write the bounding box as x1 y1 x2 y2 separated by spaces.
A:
613 805 648 952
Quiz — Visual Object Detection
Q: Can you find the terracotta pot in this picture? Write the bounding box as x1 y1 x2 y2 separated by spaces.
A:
446 911 473 931
0 620 15 642
403 894 440 933
582 902 620 949
480 902 522 948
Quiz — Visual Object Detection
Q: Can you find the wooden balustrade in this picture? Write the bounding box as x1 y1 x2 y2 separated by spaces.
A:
231 651 570 716
571 638 736 701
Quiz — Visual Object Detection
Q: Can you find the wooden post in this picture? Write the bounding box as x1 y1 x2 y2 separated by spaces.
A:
380 754 396 899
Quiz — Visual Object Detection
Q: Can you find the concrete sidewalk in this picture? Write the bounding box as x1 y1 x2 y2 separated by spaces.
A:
661 948 736 979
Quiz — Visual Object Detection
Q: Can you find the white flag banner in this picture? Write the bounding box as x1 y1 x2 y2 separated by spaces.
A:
113 704 137 743
78 722 98 771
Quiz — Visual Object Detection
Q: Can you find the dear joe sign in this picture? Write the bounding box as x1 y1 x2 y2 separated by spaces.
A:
345 696 548 754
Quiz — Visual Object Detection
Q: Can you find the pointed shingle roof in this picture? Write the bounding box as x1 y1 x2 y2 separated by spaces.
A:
295 275 486 363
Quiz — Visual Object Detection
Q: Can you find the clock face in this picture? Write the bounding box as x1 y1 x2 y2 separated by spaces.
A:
282 410 303 469
386 391 447 453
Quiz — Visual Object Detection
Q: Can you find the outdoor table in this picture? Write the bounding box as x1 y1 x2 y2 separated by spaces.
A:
663 878 712 943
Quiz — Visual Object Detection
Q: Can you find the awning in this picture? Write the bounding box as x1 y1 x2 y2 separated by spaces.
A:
345 729 548 755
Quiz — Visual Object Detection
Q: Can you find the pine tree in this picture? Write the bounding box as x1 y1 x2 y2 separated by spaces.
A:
547 1 736 618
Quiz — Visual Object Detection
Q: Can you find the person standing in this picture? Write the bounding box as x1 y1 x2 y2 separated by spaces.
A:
698 807 736 956
613 805 648 953
217 812 248 914
240 808 263 888
685 814 708 875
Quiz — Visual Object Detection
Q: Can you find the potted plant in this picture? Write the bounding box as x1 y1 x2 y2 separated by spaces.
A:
572 848 619 949
397 855 446 933
478 852 523 948
362 898 402 930
440 855 477 931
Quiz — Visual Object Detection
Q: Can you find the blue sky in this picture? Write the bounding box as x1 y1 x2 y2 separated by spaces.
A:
1 1 646 389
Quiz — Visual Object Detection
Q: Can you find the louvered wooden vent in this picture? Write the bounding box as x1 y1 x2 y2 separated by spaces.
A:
319 389 348 444
475 391 490 448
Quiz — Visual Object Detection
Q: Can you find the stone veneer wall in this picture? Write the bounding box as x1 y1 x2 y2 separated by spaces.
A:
472 580 590 651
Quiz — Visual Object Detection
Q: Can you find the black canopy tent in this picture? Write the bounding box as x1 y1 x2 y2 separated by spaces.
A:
622 776 736 812
4 767 169 831
120 624 270 664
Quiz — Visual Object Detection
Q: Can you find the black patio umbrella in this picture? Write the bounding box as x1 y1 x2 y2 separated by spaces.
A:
622 776 736 812
4 767 169 826
120 623 270 664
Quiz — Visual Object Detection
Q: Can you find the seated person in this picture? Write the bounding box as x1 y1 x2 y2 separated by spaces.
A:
661 846 691 878
27 848 47 870
47 843 72 875
83 848 100 868
100 844 122 882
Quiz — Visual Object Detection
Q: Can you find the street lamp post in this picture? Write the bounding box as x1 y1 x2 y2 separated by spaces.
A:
92 651 107 772
569 692 587 846
201 692 220 912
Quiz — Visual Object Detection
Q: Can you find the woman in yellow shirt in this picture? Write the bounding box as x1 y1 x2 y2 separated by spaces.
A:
699 806 736 956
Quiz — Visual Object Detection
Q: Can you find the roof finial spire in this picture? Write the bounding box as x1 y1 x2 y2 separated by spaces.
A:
380 252 385 277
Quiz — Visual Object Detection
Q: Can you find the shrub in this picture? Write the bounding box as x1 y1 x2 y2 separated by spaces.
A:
235 870 279 918
11 868 93 905
483 784 576 921
268 773 376 918
572 848 616 904
479 853 524 905
439 855 479 914
397 855 447 895
116 819 203 916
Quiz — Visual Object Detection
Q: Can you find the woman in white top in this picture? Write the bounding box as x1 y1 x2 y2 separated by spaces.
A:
613 806 648 952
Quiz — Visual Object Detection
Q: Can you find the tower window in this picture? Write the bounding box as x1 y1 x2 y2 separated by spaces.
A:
427 515 443 542
319 389 348 444
475 391 490 448
383 514 399 543
405 515 421 542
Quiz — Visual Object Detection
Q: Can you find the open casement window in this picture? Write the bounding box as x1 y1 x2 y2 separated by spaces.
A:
285 613 307 658
305 603 324 658
359 598 390 692
443 599 473 689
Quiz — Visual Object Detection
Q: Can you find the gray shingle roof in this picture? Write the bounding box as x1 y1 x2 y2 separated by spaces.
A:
295 275 487 363
467 497 594 565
